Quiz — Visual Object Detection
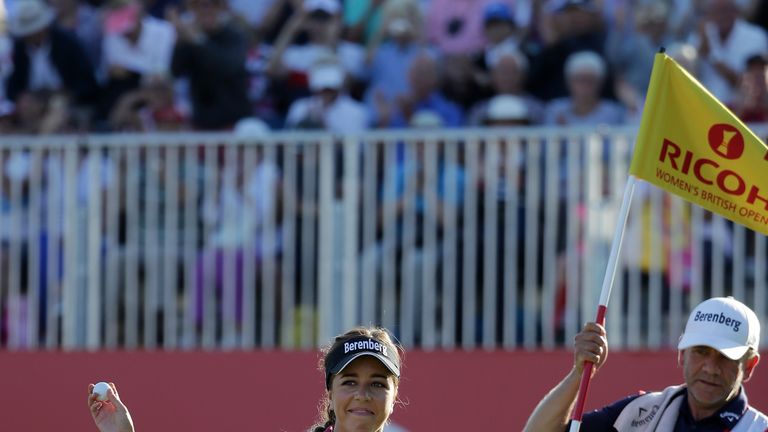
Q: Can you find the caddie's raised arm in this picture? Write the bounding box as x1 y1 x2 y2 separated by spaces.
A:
523 322 608 432
526 297 768 432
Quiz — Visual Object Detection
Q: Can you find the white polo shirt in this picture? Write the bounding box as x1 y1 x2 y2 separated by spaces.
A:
103 15 176 77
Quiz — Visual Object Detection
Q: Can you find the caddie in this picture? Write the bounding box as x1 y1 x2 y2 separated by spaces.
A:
525 296 767 431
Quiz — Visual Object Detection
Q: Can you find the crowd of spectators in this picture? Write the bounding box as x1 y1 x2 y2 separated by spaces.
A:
4 0 768 350
0 0 767 135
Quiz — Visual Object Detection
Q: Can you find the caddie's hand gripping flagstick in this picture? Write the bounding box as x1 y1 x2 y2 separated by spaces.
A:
568 175 637 432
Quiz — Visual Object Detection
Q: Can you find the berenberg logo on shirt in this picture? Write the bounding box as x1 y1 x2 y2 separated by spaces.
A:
693 310 742 332
344 339 388 356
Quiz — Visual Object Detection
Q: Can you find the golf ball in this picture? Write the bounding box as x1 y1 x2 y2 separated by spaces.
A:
93 382 111 401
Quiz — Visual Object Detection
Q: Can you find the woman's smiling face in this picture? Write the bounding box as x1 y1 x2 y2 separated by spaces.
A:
329 356 397 432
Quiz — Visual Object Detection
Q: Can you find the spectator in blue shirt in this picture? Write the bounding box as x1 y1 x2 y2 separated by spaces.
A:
525 297 768 431
374 51 464 128
364 0 426 123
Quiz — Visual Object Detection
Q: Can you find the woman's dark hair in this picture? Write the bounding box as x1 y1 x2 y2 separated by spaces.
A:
310 327 403 432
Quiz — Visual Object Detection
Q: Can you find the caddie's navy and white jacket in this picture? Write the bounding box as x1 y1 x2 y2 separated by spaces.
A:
573 385 768 431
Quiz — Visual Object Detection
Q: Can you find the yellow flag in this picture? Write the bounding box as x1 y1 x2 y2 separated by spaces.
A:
630 53 768 235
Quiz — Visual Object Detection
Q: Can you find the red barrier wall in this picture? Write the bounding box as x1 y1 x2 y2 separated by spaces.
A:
2 350 767 431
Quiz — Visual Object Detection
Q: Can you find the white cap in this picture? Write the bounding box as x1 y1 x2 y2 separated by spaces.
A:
304 0 340 14
678 297 760 360
486 95 529 122
234 117 271 137
309 63 344 91
565 51 606 79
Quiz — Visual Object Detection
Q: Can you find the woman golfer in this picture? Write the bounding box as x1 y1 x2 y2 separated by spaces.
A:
87 326 403 432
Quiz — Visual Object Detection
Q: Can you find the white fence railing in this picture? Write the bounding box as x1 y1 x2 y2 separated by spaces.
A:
0 127 766 351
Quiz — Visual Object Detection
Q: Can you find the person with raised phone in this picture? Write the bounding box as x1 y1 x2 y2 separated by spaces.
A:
524 296 767 431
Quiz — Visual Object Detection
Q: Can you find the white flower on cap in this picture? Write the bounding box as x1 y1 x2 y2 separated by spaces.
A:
678 297 760 360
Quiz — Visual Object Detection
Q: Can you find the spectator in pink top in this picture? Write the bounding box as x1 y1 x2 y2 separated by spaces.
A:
98 1 176 126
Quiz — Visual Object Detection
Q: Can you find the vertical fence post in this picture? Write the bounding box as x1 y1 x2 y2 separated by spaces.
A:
317 137 335 346
86 149 103 350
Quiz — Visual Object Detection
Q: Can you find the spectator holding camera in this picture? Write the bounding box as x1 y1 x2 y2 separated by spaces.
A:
364 0 427 122
267 0 365 116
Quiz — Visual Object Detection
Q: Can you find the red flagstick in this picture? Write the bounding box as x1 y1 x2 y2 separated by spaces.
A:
569 176 637 432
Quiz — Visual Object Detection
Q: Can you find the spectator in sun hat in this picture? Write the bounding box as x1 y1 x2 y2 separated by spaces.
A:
544 51 623 126
6 0 99 109
285 59 369 132
526 296 767 431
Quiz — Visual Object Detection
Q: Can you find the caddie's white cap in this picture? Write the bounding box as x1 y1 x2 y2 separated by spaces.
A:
678 297 760 360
